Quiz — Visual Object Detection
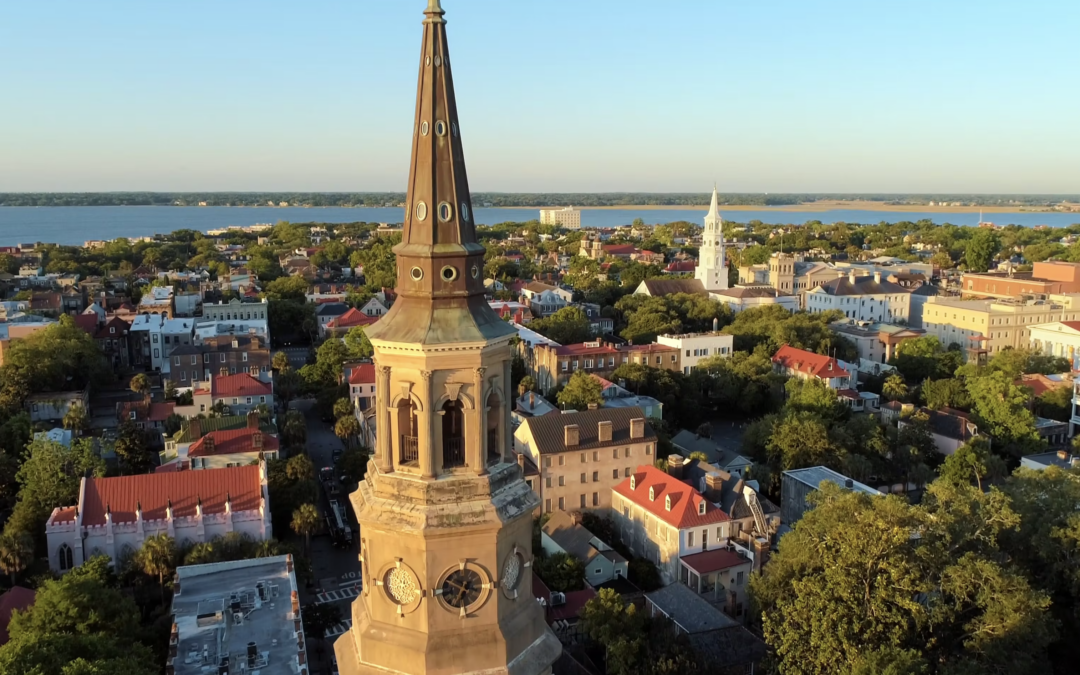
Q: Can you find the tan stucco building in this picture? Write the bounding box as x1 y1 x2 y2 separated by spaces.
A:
513 407 657 513
920 294 1080 355
334 4 560 675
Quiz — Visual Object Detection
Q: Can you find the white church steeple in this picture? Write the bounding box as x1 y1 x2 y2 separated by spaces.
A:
696 185 728 291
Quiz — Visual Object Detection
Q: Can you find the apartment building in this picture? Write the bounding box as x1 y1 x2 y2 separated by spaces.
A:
829 321 926 366
514 407 656 513
164 335 271 388
539 206 581 229
202 298 269 322
921 294 1080 355
961 261 1080 299
805 271 912 323
657 331 733 374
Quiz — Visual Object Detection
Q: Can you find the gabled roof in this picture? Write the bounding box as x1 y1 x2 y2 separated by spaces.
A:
523 407 655 455
614 464 729 530
602 244 638 256
93 316 129 339
315 302 350 317
210 373 273 398
772 345 849 379
188 428 279 457
71 314 98 335
78 465 262 526
712 286 793 299
639 278 707 297
542 511 624 566
811 275 908 296
327 308 379 329
348 363 376 385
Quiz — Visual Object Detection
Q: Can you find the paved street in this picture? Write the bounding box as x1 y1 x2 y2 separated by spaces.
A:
275 346 312 369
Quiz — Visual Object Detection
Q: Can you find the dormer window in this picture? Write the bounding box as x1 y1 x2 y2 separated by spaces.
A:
698 501 706 516
665 495 671 511
649 486 655 501
129 411 137 420
630 476 636 490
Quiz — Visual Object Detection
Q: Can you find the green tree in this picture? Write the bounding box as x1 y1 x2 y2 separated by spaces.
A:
133 533 176 602
0 633 157 675
62 403 90 435
0 532 34 585
128 373 150 396
7 437 105 540
7 570 142 639
113 420 149 474
286 453 315 482
533 551 585 592
966 371 1043 456
301 602 343 647
964 229 1001 272
557 370 604 411
333 397 354 420
264 275 309 301
580 588 645 675
766 411 842 472
528 306 594 345
881 373 908 402
930 250 953 270
920 377 970 410
335 415 361 449
336 445 370 487
517 375 536 396
272 350 292 371
344 326 373 360
937 437 1006 490
281 409 307 449
291 503 320 555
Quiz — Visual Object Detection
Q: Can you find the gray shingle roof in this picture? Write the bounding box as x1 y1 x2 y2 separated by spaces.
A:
523 406 655 455
646 582 739 633
815 276 908 296
639 278 707 297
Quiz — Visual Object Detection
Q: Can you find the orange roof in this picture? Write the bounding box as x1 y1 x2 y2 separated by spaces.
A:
613 465 729 530
50 506 77 523
772 345 849 379
0 587 36 645
680 549 749 575
327 308 379 329
211 373 273 398
149 401 176 422
79 465 261 526
188 429 278 457
348 363 376 385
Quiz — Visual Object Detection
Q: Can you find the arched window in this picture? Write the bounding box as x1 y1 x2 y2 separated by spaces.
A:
57 543 74 571
397 400 419 465
486 392 501 465
442 400 465 468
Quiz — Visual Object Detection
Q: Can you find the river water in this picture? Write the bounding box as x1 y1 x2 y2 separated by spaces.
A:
0 205 1076 246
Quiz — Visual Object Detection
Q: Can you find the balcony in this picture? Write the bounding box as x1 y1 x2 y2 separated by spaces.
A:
487 429 501 464
399 435 419 465
443 436 465 468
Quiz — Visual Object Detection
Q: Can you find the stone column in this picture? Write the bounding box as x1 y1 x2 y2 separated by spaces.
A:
472 367 486 473
419 371 437 478
502 357 512 462
376 365 393 473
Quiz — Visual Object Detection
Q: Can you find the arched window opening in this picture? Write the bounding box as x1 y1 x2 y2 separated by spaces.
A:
442 400 465 468
58 543 74 571
398 399 419 465
486 392 502 465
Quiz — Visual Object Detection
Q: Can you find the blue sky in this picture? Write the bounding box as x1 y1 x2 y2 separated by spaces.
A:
1 0 1077 193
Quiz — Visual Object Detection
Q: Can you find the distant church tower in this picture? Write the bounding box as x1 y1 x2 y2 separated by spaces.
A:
695 186 729 291
333 3 561 675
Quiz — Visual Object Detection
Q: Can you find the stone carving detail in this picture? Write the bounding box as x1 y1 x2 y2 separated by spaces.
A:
501 554 521 591
386 567 418 605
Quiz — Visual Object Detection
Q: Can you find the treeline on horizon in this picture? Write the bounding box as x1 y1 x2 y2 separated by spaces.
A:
1 192 1078 208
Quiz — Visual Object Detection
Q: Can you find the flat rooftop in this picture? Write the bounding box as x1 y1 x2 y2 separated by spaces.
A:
783 466 882 496
170 555 306 675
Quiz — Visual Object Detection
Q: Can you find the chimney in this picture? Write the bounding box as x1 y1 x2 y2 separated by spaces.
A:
252 431 263 450
848 270 856 284
189 417 202 439
529 392 535 409
751 536 771 571
587 402 599 410
629 418 645 439
704 471 726 503
874 271 882 284
597 420 613 442
667 454 685 478
569 511 584 526
844 478 854 488
1057 449 1069 461
203 434 216 454
247 410 260 429
516 453 526 471
564 424 580 447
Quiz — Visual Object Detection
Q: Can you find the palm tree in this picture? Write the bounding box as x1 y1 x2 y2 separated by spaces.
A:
135 533 176 603
130 373 151 396
882 374 908 402
62 403 90 435
335 415 361 450
272 351 292 372
333 398 354 421
291 503 320 555
0 532 34 585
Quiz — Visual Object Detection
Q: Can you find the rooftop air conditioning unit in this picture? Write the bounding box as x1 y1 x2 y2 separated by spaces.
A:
549 592 566 607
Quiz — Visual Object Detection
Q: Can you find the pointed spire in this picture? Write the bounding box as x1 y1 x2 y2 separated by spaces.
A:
706 185 721 221
365 0 514 346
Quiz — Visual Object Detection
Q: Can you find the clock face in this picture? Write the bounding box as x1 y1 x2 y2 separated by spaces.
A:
441 568 483 609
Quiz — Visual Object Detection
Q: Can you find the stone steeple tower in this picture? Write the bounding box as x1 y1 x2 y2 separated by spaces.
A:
695 185 728 291
334 3 561 675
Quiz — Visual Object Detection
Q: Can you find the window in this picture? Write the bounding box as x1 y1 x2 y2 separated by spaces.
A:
558 497 564 510
558 476 565 487
58 543 74 571
685 349 690 356
561 361 568 372
191 355 197 365
246 397 252 405
591 471 598 482
580 494 586 508
153 334 159 343
625 448 630 457
592 451 598 461
613 469 619 479
645 444 652 456
688 531 695 547
242 352 248 362
580 473 586 483
702 529 708 548
736 571 744 585
580 453 586 463
584 359 593 368
180 371 186 382
545 499 551 513
716 526 724 540
655 356 661 365
592 492 599 506
109 327 115 334
609 357 615 367
613 448 619 459
546 477 552 488
544 457 552 468
232 398 238 404
625 467 631 477
220 354 226 363
204 353 210 363
558 456 565 466
698 501 706 515
153 349 159 358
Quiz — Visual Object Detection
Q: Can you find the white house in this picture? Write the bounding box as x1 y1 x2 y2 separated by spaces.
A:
357 297 388 318
806 271 912 323
26 391 90 424
201 298 269 322
45 464 272 573
657 331 733 374
521 282 570 317
710 286 800 314
540 511 628 587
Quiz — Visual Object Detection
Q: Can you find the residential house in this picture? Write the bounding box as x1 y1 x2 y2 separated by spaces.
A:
316 302 351 337
1028 320 1080 370
657 331 733 374
633 278 707 297
780 466 881 526
527 341 621 393
711 286 800 314
514 407 657 513
29 291 62 317
201 298 268 322
670 431 753 478
344 362 376 412
45 464 272 573
829 320 925 368
620 342 682 373
94 316 131 368
540 511 628 587
612 464 732 585
26 390 89 423
900 407 979 456
672 455 780 549
117 397 176 444
531 573 597 630
186 425 281 469
324 308 379 338
161 413 278 468
514 391 560 421
164 336 271 389
129 314 195 372
138 285 175 318
521 282 570 318
578 302 613 335
591 375 664 420
805 271 912 323
191 373 274 416
1020 449 1080 471
357 296 388 317
771 345 855 390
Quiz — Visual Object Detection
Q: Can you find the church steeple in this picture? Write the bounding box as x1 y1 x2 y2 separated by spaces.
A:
696 184 729 292
706 184 721 222
364 0 511 347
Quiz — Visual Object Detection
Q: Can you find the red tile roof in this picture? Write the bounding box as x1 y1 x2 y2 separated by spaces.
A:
680 549 751 576
211 373 273 398
603 244 638 256
665 260 696 273
93 317 130 340
79 465 262 526
613 465 729 530
0 587 36 645
327 308 379 329
772 345 849 379
188 429 278 457
149 401 176 422
51 507 77 523
348 363 376 385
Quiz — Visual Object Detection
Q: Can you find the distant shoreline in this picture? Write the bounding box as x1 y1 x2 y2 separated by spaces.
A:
525 201 1080 214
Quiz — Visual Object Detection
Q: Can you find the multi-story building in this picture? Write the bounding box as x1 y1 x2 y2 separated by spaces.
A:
93 316 131 368
190 373 274 416
711 285 800 314
738 253 845 297
771 345 855 390
961 261 1080 299
620 342 681 372
828 321 926 367
1027 320 1080 369
780 466 881 526
528 341 622 392
26 390 89 424
344 362 376 412
137 285 175 318
514 407 657 513
520 282 571 317
612 464 733 585
129 314 196 372
201 298 268 322
921 294 1080 356
805 271 912 323
168 555 307 675
160 413 279 469
539 206 581 229
695 187 728 292
164 335 271 388
657 331 733 374
45 464 272 573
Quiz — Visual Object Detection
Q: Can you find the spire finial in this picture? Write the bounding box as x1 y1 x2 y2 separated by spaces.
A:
424 0 445 22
